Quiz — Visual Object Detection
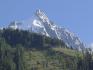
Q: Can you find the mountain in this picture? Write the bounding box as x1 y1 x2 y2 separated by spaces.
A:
31 9 85 51
8 9 85 51
0 29 89 70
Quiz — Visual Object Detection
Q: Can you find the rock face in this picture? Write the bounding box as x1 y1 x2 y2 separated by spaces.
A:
8 9 85 51
31 9 85 51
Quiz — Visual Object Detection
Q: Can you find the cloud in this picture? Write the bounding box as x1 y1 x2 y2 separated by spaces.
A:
90 43 93 47
90 43 93 51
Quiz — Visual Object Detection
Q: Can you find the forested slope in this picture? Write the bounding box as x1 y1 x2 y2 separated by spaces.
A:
0 29 93 70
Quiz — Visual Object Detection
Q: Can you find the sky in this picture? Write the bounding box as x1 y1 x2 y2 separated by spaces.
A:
0 0 93 46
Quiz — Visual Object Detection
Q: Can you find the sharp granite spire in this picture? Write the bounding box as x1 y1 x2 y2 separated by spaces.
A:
32 9 85 51
36 9 50 23
7 9 85 51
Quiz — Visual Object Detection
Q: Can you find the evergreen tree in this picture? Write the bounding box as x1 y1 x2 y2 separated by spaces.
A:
14 44 24 70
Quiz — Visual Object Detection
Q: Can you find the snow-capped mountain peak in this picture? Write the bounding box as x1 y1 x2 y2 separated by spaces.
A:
33 9 85 50
8 9 85 51
36 9 50 23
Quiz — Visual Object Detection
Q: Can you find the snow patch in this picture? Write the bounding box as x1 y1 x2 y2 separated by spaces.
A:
32 20 43 28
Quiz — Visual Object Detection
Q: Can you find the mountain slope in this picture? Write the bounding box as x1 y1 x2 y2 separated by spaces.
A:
31 9 85 51
0 29 84 70
8 9 85 51
0 29 93 70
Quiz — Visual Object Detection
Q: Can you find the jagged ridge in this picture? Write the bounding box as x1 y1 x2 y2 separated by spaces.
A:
8 9 85 51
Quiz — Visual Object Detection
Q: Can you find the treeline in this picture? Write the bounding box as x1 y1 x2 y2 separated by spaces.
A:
77 48 93 70
0 38 24 70
0 29 93 70
1 29 66 48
